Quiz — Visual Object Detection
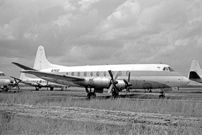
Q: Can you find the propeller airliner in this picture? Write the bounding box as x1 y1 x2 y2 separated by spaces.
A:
13 46 190 99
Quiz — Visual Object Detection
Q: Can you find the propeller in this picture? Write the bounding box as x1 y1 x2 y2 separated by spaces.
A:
108 70 119 93
11 78 21 89
36 80 42 88
123 71 132 91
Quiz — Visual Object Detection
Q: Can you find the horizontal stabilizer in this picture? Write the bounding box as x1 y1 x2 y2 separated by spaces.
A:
12 62 36 71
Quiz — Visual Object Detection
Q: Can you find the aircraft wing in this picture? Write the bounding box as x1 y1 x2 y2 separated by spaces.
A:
12 62 85 82
10 76 22 82
10 76 36 86
12 62 35 70
22 70 85 82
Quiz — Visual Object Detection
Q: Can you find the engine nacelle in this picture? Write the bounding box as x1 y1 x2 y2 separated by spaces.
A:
76 78 127 90
116 80 126 90
76 77 111 88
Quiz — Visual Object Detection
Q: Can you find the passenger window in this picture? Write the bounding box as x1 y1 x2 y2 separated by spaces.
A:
163 67 169 71
84 72 87 76
0 73 5 76
71 72 74 76
118 71 122 76
96 71 100 76
168 67 174 72
77 72 80 76
126 71 130 76
66 72 68 75
103 71 107 76
90 72 93 76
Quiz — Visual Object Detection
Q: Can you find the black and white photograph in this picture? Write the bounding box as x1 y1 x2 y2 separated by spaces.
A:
0 0 202 134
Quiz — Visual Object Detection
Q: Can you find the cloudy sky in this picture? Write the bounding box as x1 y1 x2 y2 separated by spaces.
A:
0 0 202 78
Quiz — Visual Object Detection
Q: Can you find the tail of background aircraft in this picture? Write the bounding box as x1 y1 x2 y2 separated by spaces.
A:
19 72 31 80
33 46 58 70
188 60 202 80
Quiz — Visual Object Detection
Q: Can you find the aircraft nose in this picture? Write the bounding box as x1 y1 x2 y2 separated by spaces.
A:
182 77 190 86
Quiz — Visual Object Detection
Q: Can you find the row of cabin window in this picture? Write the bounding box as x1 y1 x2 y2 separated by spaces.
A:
31 81 47 83
66 71 130 77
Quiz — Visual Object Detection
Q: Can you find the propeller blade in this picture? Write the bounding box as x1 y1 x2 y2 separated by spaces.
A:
123 71 132 92
112 82 119 93
13 79 20 89
128 72 131 82
108 70 114 80
108 70 119 93
123 79 129 85
107 84 113 93
15 82 20 89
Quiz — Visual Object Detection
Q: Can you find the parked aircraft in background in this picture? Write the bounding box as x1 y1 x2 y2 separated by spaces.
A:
11 72 66 91
188 60 202 83
0 71 13 92
13 46 190 99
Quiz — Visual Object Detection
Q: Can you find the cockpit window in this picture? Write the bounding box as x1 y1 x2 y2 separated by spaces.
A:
168 67 174 72
163 67 174 72
0 73 5 76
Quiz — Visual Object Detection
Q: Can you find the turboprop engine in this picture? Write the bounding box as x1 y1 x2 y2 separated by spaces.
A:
76 77 128 91
76 77 111 88
115 80 127 90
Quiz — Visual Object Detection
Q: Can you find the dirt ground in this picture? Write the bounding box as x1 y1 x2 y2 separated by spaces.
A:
0 103 202 128
1 88 202 134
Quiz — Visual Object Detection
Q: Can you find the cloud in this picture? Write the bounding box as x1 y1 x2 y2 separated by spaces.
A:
78 0 100 11
1 0 202 77
0 24 15 40
53 14 74 27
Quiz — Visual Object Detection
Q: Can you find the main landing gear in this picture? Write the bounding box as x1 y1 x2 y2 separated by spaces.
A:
112 90 119 98
159 91 165 99
144 89 152 93
85 87 96 99
50 87 54 91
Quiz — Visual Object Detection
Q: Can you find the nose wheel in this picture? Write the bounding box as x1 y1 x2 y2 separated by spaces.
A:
87 92 96 99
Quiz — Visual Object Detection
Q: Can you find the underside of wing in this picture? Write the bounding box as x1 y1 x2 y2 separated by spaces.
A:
22 70 85 82
21 81 37 86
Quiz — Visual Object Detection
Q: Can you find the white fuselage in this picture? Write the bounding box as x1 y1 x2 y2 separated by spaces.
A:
0 71 11 88
0 79 11 87
39 64 189 89
21 76 64 88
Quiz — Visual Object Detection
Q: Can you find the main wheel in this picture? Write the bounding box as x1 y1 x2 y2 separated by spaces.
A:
159 94 165 99
87 92 96 99
50 87 54 91
112 91 119 98
3 86 9 92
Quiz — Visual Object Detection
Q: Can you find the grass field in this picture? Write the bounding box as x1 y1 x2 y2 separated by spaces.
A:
0 90 202 134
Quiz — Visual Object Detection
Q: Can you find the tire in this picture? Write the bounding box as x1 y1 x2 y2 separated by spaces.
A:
50 87 54 91
87 92 96 99
112 91 119 98
159 94 165 99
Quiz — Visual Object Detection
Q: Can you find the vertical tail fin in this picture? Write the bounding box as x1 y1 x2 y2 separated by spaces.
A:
19 72 28 80
188 60 202 79
33 46 56 70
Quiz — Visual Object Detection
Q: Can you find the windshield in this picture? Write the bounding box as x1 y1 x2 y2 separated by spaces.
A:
0 73 5 76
